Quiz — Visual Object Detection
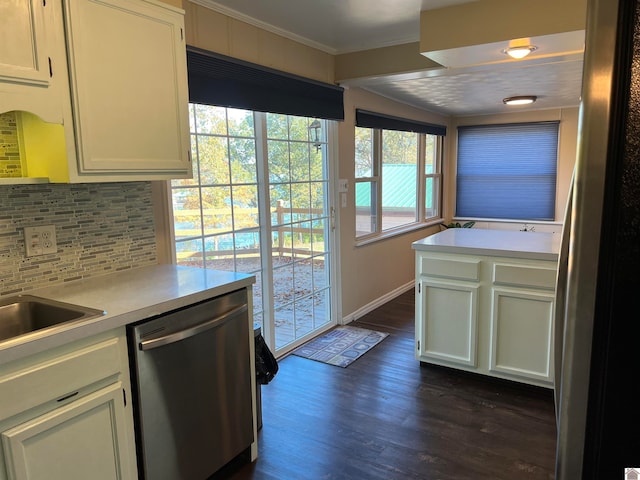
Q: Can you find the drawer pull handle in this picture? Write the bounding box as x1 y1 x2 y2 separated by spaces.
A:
57 391 79 402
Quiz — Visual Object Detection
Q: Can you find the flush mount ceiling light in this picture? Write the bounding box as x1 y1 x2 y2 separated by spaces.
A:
502 45 538 59
503 95 537 105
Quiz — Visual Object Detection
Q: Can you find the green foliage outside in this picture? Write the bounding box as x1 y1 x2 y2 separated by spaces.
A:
172 105 328 259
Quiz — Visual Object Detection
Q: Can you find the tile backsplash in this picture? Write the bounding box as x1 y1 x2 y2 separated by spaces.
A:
0 182 157 296
0 112 23 178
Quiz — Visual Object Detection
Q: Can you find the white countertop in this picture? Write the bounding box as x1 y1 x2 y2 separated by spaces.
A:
0 264 255 365
412 228 561 261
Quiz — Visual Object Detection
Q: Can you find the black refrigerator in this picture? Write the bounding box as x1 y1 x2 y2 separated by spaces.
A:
554 0 640 477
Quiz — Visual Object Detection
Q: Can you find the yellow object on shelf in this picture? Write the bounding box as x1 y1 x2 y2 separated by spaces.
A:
0 111 69 183
19 111 68 182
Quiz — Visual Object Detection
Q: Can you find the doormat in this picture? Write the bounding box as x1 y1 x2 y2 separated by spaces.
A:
290 326 389 368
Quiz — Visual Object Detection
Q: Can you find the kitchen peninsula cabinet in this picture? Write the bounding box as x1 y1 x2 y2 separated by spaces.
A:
0 330 137 480
413 229 560 388
2 0 191 183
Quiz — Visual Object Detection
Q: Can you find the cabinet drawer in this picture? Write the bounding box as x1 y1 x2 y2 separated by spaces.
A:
420 256 480 281
0 337 121 420
493 263 557 290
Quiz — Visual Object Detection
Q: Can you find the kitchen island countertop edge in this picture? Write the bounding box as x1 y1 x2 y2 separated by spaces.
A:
412 228 561 261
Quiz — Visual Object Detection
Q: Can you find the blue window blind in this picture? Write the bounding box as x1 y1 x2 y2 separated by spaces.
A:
456 122 559 220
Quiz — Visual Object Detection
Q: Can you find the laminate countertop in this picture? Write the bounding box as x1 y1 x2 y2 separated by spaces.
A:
412 228 561 261
0 264 255 365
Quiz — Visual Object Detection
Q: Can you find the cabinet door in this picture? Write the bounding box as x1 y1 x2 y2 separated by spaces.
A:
417 280 479 367
64 0 190 176
0 0 64 122
1 382 136 480
0 0 49 89
489 287 555 384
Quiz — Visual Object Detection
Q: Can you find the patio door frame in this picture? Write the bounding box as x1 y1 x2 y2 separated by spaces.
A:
161 111 342 358
254 112 341 356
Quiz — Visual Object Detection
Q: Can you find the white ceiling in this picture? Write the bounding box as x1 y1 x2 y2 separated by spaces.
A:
197 0 584 117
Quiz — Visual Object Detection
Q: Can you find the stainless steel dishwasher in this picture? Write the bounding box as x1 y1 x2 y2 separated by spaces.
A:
127 288 253 480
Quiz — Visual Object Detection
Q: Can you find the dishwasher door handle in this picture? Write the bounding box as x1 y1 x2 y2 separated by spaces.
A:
139 303 248 351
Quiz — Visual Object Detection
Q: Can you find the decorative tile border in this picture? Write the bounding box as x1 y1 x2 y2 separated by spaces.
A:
0 182 157 296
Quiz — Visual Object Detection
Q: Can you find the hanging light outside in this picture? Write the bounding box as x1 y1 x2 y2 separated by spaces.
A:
308 119 322 152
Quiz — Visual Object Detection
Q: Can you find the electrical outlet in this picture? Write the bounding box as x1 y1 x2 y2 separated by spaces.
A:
24 225 57 257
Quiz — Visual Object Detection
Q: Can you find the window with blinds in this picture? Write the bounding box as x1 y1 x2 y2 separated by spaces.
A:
456 122 559 221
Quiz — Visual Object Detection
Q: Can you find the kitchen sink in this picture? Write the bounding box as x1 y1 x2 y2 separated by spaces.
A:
0 295 105 342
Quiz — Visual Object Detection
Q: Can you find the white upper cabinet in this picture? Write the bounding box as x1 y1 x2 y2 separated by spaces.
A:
0 0 64 123
1 0 192 182
63 0 191 179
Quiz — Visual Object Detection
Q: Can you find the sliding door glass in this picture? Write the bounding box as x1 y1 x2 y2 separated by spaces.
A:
171 105 334 355
265 113 332 349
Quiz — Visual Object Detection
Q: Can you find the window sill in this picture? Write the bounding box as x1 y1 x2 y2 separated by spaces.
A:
355 219 442 247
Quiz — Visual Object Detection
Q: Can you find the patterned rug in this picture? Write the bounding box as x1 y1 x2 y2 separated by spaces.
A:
290 326 389 367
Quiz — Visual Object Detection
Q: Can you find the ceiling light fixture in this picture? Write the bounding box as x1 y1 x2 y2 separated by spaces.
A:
503 95 537 106
502 45 538 59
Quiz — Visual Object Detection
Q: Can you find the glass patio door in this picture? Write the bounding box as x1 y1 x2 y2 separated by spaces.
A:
171 105 335 356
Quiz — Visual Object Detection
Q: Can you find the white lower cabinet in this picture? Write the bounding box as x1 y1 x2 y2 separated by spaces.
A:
0 330 137 480
415 250 557 388
418 280 479 367
489 287 555 383
2 383 132 480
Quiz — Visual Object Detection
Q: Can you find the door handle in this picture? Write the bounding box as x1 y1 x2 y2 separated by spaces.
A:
139 303 248 351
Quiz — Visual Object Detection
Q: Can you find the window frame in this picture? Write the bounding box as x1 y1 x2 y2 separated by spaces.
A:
354 127 444 245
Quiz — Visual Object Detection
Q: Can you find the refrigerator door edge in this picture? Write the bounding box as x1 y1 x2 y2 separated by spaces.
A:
555 0 620 477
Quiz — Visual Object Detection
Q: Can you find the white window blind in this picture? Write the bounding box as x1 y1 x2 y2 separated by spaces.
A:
456 122 559 220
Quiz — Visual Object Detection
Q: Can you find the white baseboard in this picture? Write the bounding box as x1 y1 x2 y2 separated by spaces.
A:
341 280 414 325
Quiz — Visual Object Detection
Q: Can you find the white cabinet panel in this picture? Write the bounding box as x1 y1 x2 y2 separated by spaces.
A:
64 0 190 176
490 288 555 382
419 281 478 366
0 0 65 123
493 263 557 290
0 0 49 87
2 382 134 480
419 256 480 281
0 337 120 420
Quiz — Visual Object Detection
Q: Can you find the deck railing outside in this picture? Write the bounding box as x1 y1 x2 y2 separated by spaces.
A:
175 200 325 263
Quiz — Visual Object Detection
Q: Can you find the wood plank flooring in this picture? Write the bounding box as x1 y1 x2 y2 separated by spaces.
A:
217 289 556 480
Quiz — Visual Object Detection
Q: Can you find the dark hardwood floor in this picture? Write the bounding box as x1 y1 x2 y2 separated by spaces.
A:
219 289 556 479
